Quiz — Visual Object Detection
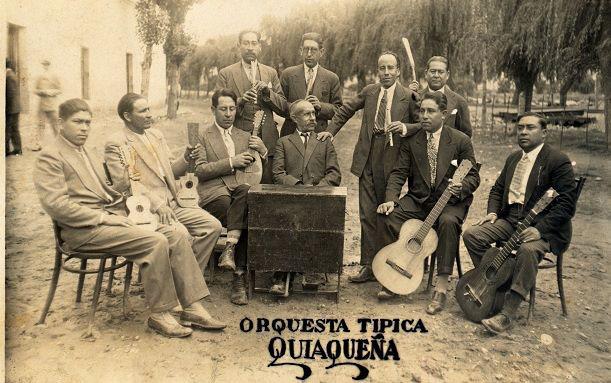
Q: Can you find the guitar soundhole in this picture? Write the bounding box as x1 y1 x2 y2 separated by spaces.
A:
185 181 193 188
136 205 144 213
406 238 422 253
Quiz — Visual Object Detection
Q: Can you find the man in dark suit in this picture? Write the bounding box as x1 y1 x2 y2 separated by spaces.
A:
5 58 22 156
318 51 419 283
216 30 286 183
463 112 577 334
414 56 472 137
270 99 341 295
193 88 267 306
279 32 342 137
378 92 480 313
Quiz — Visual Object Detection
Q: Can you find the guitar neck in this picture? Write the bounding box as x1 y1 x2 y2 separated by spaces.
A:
414 188 453 242
493 210 537 265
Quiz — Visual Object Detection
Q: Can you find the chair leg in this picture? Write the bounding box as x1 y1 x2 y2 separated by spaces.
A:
137 268 142 284
426 254 436 291
37 250 62 325
106 257 117 296
527 286 535 323
123 261 133 318
76 258 87 303
456 252 463 278
557 253 568 316
85 258 106 337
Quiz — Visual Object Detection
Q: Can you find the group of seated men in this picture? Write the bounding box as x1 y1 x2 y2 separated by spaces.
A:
33 29 578 337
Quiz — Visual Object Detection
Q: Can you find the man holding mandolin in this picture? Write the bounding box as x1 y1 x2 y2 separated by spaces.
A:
376 92 480 314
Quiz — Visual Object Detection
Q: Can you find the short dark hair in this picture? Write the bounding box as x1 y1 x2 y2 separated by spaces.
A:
117 92 145 122
59 98 92 120
421 91 448 111
426 56 449 71
211 88 238 108
238 30 261 43
517 112 548 130
378 51 400 68
301 32 323 49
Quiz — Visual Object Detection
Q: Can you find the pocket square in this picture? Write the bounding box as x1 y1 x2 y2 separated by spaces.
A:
451 159 458 167
451 109 458 115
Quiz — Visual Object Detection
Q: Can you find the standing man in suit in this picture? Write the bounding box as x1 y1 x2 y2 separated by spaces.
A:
463 113 576 334
270 99 341 294
34 98 225 337
33 60 62 151
318 51 419 283
415 56 472 137
5 58 22 156
279 32 342 137
216 30 286 183
193 88 267 306
378 92 480 312
104 93 222 273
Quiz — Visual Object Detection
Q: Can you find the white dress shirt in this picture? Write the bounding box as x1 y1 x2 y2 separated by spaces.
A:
304 64 319 85
427 127 443 150
216 122 236 170
242 59 259 83
508 143 544 205
376 81 411 137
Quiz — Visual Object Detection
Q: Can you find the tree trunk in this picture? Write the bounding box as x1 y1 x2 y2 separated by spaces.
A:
523 76 535 112
559 78 574 107
512 87 520 105
140 44 153 98
166 57 178 119
481 59 488 132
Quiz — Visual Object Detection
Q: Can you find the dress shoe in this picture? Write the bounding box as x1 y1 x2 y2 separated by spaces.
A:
218 243 237 271
348 266 376 283
481 313 514 335
426 291 447 315
148 312 192 338
377 286 397 301
269 280 287 296
230 273 248 305
6 150 22 156
181 311 227 330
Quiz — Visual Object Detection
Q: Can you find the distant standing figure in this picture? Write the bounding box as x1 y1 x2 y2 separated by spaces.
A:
5 58 22 156
33 60 62 151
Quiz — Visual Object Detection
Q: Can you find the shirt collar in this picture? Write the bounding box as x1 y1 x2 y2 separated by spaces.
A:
381 81 397 95
427 127 443 140
215 121 233 135
522 143 544 161
242 59 258 70
59 135 84 152
428 85 446 94
295 128 310 136
304 63 319 74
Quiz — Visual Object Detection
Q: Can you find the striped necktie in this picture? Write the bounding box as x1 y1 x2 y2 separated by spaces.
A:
375 89 388 132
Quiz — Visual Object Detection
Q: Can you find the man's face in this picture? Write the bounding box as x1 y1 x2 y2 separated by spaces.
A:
60 111 92 146
292 102 317 132
125 98 153 131
425 60 449 91
239 32 261 63
212 96 237 129
300 39 323 69
377 54 400 88
419 98 446 133
516 116 546 152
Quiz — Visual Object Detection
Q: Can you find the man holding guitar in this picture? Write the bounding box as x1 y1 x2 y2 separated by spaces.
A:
193 88 267 306
462 113 577 334
104 93 223 273
377 92 480 314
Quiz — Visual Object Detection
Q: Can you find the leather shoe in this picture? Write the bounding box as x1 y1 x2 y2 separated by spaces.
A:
481 313 514 335
377 286 397 301
270 281 287 296
180 311 227 330
348 266 376 283
426 291 447 315
148 312 192 338
230 273 248 305
218 243 236 271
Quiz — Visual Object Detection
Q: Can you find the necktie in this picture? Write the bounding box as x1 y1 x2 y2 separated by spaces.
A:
509 155 530 202
223 129 235 157
301 132 309 151
375 89 388 133
306 68 314 95
427 133 437 185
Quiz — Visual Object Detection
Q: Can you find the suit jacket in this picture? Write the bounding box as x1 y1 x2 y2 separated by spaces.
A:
421 86 472 137
5 69 20 114
216 61 286 157
34 137 125 248
279 64 342 135
104 127 188 212
385 127 480 212
487 143 577 254
273 130 341 186
327 82 419 179
194 124 254 207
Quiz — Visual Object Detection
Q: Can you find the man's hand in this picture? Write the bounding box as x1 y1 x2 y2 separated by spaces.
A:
156 205 177 225
447 179 463 198
408 81 420 92
242 88 258 103
231 152 255 168
377 201 395 215
473 213 497 226
183 143 201 162
519 227 541 243
101 215 134 227
386 121 405 134
248 136 267 156
316 131 334 142
305 95 322 111
191 145 207 166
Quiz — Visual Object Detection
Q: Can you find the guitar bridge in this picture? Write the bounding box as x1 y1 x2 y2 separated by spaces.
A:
465 285 482 306
385 259 413 279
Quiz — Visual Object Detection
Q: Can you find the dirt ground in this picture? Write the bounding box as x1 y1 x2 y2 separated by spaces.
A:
4 99 610 382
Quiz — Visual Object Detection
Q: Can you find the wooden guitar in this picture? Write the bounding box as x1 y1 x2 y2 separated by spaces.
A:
455 188 558 322
176 122 200 207
235 110 265 186
372 160 473 295
118 146 158 231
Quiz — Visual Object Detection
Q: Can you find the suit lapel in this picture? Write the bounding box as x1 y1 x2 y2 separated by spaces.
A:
505 153 522 200
435 128 455 187
288 131 305 157
303 132 319 167
58 139 108 200
207 126 230 160
365 85 381 140
147 131 175 185
413 131 431 187
295 68 308 97
232 63 250 95
125 129 164 181
390 83 407 120
524 144 548 205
